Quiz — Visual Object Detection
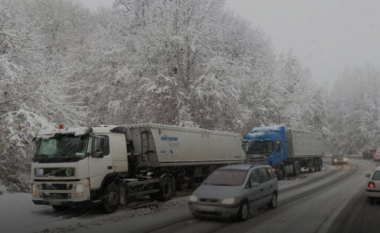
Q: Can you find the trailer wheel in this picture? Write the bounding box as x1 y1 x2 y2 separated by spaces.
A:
293 164 300 176
158 177 175 201
103 183 119 214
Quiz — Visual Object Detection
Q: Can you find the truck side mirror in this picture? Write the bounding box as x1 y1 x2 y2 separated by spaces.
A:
93 151 104 158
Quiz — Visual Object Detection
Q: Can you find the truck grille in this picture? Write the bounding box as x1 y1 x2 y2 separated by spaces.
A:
35 167 75 177
39 184 73 190
248 157 266 164
40 193 72 199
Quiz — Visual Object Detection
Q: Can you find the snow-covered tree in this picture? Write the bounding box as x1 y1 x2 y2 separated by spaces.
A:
329 64 380 154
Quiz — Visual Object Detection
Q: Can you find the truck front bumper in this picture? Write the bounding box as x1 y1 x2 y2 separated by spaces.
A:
31 179 91 205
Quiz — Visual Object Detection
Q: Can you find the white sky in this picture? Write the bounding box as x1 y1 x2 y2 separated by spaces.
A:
75 0 380 87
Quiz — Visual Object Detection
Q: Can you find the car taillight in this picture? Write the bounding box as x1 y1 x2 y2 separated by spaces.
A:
376 154 379 157
368 181 376 188
368 150 370 153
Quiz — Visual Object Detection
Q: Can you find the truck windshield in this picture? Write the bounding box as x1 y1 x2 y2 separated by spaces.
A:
243 141 273 154
33 134 89 163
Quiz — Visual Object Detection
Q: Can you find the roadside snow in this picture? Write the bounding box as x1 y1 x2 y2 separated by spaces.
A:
0 180 6 194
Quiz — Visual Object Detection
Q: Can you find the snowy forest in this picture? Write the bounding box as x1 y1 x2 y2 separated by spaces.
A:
0 0 378 192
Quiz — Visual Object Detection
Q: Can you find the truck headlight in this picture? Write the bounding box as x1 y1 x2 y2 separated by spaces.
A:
333 159 338 162
31 183 36 196
343 158 348 161
76 184 84 197
221 197 238 205
189 195 198 203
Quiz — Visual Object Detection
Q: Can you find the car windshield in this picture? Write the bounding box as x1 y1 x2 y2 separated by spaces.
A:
204 169 248 186
34 134 89 162
333 154 346 158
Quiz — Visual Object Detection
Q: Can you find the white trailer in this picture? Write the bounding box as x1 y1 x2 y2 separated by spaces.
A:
31 123 244 213
285 129 325 174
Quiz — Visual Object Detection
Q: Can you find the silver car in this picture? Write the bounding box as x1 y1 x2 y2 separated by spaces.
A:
188 164 278 221
365 166 380 202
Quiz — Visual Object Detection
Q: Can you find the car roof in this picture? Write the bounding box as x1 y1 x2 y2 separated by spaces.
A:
219 163 269 170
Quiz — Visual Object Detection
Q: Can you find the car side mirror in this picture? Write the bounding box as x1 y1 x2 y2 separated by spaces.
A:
365 174 370 178
246 181 260 188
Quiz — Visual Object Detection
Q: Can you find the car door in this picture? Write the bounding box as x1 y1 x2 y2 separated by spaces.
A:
243 168 264 209
258 167 273 206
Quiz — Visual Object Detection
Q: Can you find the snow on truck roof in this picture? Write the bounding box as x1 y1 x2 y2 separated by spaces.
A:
37 127 92 137
250 125 284 132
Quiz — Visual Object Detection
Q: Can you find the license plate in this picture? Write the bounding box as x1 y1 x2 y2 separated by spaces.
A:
198 205 216 212
49 200 61 205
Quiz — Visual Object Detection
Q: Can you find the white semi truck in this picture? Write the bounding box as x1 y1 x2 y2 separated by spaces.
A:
31 123 245 213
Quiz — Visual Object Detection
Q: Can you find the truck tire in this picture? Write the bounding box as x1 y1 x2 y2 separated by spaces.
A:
293 164 300 176
158 177 175 201
237 201 249 221
277 167 284 180
103 183 119 214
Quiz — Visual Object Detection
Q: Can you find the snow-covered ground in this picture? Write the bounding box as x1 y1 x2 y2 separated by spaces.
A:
0 164 336 233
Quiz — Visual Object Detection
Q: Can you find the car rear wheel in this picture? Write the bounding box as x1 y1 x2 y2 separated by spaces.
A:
238 202 249 221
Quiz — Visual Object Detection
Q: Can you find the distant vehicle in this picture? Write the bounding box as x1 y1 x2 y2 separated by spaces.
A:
188 164 278 221
243 126 325 180
331 154 348 165
373 151 380 161
362 148 376 159
365 166 380 203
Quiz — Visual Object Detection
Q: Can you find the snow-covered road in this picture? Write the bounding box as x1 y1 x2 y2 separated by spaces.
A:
0 157 352 233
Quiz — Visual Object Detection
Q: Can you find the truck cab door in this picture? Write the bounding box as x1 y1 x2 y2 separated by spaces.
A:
88 135 113 189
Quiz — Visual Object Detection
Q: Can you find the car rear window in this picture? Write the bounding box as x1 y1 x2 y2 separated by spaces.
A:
204 169 248 186
373 171 380 180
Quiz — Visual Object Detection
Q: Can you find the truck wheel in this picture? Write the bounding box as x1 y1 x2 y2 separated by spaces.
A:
158 177 175 201
293 165 300 176
277 169 284 180
237 202 249 221
103 183 119 214
268 192 277 209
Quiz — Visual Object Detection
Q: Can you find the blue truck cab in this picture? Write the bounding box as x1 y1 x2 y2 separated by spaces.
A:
243 125 286 168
